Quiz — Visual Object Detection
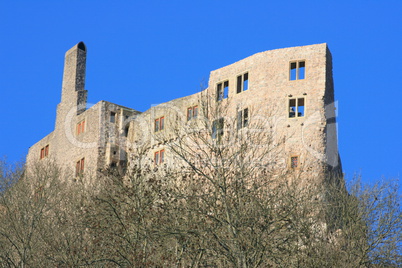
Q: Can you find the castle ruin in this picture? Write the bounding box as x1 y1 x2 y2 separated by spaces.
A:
26 42 341 184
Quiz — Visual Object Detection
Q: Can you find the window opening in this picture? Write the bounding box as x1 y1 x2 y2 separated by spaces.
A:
217 81 229 101
193 106 198 118
187 105 198 121
154 116 165 132
187 107 192 121
160 149 164 164
154 149 165 165
110 112 116 123
40 145 49 159
212 118 224 140
291 156 299 169
237 108 249 129
237 73 249 93
290 61 305 80
160 117 164 130
77 120 85 135
124 125 129 137
75 158 85 176
288 98 305 118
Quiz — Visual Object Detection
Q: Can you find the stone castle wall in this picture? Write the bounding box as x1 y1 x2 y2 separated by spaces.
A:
27 42 341 184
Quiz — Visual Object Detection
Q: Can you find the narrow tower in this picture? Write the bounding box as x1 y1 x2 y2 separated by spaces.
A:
60 41 87 114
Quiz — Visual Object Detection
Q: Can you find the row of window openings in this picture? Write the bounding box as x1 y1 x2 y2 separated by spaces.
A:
74 153 296 172
40 145 49 159
77 118 129 137
154 96 304 134
212 97 303 139
155 106 198 133
216 60 305 102
154 149 300 172
217 73 249 101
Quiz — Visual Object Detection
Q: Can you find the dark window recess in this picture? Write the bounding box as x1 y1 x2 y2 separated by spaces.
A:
290 61 305 80
237 73 249 93
237 108 249 129
212 118 224 140
124 125 129 137
110 112 116 123
217 81 229 101
288 98 305 118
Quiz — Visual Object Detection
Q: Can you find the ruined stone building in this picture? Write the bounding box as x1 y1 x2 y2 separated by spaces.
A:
26 42 341 183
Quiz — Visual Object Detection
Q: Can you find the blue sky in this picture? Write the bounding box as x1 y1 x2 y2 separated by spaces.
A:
0 0 401 186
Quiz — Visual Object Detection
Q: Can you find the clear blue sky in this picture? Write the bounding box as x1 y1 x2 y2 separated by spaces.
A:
0 0 401 186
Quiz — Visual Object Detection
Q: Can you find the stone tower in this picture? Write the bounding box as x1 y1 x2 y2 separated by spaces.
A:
56 41 88 131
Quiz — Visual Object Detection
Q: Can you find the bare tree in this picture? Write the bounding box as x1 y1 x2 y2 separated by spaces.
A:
144 94 329 267
0 160 93 267
0 160 64 267
320 176 402 267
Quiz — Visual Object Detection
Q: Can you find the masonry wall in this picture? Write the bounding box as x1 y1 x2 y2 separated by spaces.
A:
126 43 341 182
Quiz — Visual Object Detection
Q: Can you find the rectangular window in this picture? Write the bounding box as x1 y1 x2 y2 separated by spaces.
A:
154 149 165 165
236 72 249 93
187 105 198 121
212 118 224 140
187 107 192 121
75 157 85 176
216 81 229 101
110 112 116 123
193 106 198 118
290 156 299 169
160 149 164 164
290 61 305 80
154 151 159 165
237 108 249 129
160 117 164 130
40 145 49 159
76 120 85 135
124 125 129 137
154 116 165 132
288 98 305 118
